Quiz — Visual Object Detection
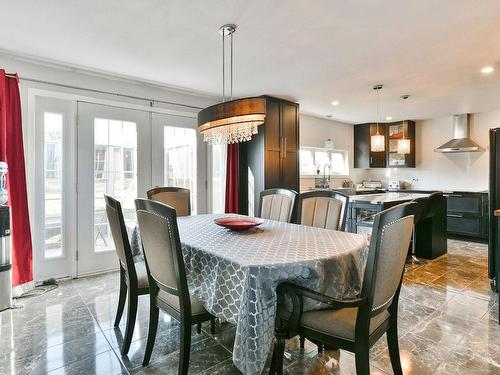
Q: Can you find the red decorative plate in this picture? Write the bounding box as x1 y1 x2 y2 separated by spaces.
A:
214 217 264 231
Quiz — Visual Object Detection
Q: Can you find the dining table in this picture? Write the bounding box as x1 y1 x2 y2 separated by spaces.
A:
131 214 368 375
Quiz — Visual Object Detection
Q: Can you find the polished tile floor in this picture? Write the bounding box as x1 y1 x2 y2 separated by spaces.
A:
0 239 498 374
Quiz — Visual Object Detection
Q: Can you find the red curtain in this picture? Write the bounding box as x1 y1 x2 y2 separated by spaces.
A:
224 143 239 214
0 70 33 287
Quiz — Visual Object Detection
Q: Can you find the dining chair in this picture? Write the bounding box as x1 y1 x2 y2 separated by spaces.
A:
258 188 297 222
135 198 216 373
104 195 150 356
270 202 417 375
147 187 191 217
296 190 349 231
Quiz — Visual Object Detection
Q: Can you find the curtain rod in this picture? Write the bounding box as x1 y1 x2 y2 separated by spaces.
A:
4 74 204 110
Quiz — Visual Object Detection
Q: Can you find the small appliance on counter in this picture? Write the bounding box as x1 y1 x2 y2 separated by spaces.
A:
362 180 383 189
388 180 401 191
0 205 11 311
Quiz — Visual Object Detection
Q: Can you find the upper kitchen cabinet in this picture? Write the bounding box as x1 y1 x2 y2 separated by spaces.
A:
354 123 387 168
238 96 299 216
354 121 416 168
387 121 415 168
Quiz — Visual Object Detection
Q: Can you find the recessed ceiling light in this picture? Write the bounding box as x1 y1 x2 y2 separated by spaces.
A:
331 101 339 106
386 116 393 121
482 66 494 74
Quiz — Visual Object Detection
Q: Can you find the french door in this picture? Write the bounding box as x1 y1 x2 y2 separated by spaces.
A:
76 102 151 276
33 98 207 280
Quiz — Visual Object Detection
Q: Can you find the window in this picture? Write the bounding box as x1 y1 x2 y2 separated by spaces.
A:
164 126 197 213
44 112 64 258
299 147 349 176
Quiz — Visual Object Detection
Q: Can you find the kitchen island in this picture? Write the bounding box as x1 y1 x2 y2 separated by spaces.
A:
347 192 447 259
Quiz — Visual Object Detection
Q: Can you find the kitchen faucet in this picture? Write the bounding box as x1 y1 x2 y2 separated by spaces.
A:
323 164 331 188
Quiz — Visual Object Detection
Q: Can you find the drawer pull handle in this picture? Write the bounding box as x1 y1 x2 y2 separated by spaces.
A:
448 214 464 218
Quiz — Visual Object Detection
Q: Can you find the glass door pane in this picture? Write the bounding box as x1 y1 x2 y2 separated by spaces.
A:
34 97 76 282
44 112 64 258
164 126 197 213
94 119 138 252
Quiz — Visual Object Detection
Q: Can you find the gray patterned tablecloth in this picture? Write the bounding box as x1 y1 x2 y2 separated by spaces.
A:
131 214 368 375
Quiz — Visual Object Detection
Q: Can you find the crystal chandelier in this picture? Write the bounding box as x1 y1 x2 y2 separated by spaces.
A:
370 84 385 152
397 95 411 154
198 24 266 145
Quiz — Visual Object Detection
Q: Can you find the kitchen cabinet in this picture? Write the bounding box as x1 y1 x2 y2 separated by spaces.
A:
354 123 387 168
238 96 299 216
446 192 488 240
387 121 415 167
354 121 416 168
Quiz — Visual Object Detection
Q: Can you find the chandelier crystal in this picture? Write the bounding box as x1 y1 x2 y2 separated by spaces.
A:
198 24 265 145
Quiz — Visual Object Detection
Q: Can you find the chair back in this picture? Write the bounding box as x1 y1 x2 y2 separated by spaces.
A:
296 190 349 231
360 202 416 320
259 188 297 222
135 199 189 303
104 195 137 279
147 187 191 217
419 192 443 220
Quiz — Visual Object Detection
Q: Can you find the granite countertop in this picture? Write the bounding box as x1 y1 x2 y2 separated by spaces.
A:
349 192 430 204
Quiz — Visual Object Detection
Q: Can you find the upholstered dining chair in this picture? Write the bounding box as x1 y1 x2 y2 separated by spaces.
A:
104 195 149 356
296 190 349 231
258 188 297 222
135 198 216 373
270 202 417 375
147 187 191 217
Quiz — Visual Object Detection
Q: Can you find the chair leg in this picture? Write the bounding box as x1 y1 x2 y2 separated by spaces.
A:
210 318 216 335
299 335 305 349
387 321 403 375
121 289 138 356
142 304 159 366
178 318 192 375
196 323 202 334
317 343 323 354
269 336 286 375
354 348 370 375
114 269 127 327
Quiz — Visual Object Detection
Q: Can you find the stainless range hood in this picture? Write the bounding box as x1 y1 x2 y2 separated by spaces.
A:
434 114 483 153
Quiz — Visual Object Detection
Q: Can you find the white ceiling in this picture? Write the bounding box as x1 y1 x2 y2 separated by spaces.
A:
1 0 500 123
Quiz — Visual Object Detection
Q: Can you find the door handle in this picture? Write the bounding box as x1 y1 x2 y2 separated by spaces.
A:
283 137 287 158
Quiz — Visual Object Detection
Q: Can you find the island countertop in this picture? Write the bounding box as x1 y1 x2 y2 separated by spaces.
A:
349 192 429 204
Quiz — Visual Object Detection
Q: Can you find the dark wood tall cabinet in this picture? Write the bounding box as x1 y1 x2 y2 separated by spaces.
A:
238 96 299 216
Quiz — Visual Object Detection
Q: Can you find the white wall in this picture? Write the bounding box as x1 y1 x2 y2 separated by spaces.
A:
299 114 364 191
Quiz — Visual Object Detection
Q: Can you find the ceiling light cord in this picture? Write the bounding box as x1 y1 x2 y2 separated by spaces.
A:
230 31 233 101
222 31 225 102
376 86 380 134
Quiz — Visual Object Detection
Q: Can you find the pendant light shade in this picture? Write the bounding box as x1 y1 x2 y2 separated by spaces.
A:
198 24 266 145
198 97 266 144
370 84 385 152
397 138 411 154
371 134 386 152
397 96 411 154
